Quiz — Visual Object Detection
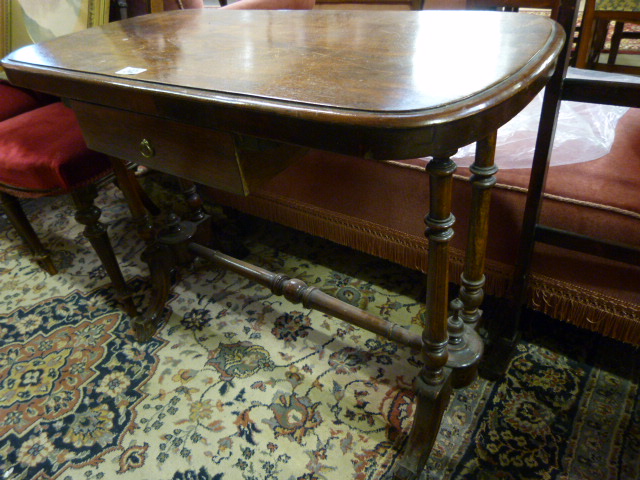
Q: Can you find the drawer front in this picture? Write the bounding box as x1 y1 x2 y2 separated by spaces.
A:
71 101 303 196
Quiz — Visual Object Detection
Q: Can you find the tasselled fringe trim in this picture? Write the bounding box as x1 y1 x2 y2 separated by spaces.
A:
213 191 640 346
527 274 640 345
228 193 516 296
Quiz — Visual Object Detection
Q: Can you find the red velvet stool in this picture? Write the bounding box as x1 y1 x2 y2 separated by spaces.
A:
0 101 137 316
0 80 54 121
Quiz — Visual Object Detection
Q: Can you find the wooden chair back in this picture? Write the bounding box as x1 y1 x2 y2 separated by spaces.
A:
575 0 640 74
315 0 423 10
466 0 560 16
476 0 640 377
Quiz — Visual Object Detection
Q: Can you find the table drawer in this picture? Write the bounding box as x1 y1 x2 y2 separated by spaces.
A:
70 101 304 196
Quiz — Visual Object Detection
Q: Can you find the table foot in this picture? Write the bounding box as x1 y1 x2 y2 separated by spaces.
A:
393 371 452 480
446 298 483 388
132 243 176 342
132 215 197 342
178 179 250 258
447 325 483 389
133 313 161 343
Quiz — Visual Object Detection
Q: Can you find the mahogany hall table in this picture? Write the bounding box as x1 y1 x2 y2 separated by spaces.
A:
2 9 563 478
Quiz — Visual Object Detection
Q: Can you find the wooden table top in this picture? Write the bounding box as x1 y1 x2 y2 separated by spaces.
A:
2 10 563 159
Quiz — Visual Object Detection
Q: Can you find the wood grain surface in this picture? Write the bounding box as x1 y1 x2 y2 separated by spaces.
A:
2 10 564 158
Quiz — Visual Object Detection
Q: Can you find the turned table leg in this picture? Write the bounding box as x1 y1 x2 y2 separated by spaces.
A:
110 158 172 341
110 160 212 342
178 178 208 223
395 152 457 479
447 132 497 387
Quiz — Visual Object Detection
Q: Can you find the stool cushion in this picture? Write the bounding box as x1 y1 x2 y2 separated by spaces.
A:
0 102 111 195
0 81 54 122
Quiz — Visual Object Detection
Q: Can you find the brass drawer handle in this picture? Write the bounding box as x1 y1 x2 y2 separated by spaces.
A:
139 138 155 158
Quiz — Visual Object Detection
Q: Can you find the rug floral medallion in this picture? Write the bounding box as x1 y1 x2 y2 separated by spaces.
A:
0 181 638 480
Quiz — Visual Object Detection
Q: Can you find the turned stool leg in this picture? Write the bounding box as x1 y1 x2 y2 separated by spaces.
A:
395 153 457 480
71 184 137 317
0 192 58 275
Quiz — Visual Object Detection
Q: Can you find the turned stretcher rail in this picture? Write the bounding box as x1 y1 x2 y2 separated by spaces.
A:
188 242 423 350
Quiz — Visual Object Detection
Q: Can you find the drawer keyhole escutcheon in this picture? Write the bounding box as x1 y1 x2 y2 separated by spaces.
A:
139 139 155 158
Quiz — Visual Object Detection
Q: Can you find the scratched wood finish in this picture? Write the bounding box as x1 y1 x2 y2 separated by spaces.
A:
2 10 563 159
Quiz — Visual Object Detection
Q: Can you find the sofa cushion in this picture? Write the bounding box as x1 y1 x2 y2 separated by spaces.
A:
203 108 640 344
0 102 111 195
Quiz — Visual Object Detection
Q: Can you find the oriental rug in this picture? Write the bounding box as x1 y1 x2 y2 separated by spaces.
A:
601 21 640 54
0 177 638 480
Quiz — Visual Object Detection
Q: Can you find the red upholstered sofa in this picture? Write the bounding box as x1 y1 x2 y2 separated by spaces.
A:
204 105 640 345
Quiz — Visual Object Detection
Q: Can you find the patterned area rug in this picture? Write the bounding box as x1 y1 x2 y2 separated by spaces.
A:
0 177 638 480
600 21 640 54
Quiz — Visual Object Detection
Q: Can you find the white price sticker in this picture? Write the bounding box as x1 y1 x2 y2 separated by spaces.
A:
116 67 147 75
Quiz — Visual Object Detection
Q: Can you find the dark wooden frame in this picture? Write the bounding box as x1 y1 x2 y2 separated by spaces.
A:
575 0 640 74
480 0 640 378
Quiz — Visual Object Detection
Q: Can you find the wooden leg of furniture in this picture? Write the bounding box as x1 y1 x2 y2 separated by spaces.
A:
394 153 457 479
0 192 58 275
608 21 625 66
110 161 216 341
178 178 214 247
590 19 611 67
110 160 242 341
131 175 161 217
478 299 521 380
178 178 207 222
110 158 158 245
575 0 596 68
481 71 564 379
109 158 169 340
479 291 524 382
134 241 178 342
393 374 452 480
130 213 195 342
71 184 138 317
447 133 496 388
179 178 250 258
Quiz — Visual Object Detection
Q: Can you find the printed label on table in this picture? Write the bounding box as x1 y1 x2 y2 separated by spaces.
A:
116 67 147 75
